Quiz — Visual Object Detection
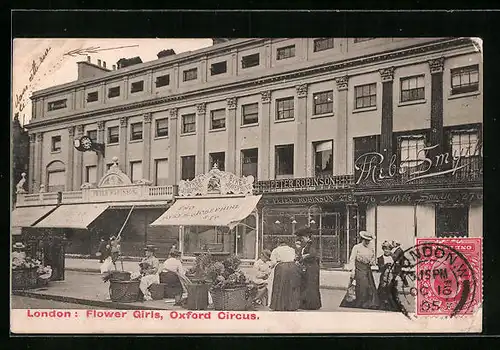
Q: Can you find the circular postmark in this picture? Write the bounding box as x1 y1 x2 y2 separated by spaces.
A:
387 240 480 319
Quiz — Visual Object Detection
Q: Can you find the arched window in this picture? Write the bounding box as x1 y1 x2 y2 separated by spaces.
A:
46 160 65 192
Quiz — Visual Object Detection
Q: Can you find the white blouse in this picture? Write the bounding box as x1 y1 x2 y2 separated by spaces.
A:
162 258 185 275
270 245 296 265
348 243 376 269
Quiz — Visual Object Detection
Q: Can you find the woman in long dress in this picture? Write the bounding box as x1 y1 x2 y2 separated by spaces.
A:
161 249 188 305
296 228 322 310
377 241 399 311
269 241 302 311
340 231 380 310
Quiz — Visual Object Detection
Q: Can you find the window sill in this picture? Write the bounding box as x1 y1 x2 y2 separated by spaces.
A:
398 99 427 107
311 113 334 120
107 142 119 146
50 150 62 154
448 90 481 100
274 118 295 124
275 175 294 180
240 123 259 129
209 127 227 133
180 132 196 137
352 106 377 114
154 135 169 140
129 139 143 144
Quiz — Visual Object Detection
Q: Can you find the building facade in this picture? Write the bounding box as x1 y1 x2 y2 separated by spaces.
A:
17 37 483 265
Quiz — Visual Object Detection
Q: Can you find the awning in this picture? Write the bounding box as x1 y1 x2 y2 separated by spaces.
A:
34 203 109 229
11 205 57 231
150 195 262 229
107 201 172 209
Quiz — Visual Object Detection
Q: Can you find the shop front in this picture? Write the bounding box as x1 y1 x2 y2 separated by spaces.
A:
150 165 261 262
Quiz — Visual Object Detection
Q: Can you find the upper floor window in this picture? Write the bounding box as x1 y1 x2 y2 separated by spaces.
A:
313 38 334 52
242 103 259 125
399 136 426 168
87 130 97 143
354 38 375 43
210 109 226 130
401 75 425 102
47 99 67 111
51 136 61 152
314 141 333 177
241 148 258 179
130 161 142 182
313 91 334 115
209 152 225 171
277 45 296 60
131 80 144 93
86 91 98 103
242 53 260 69
155 118 169 138
355 83 377 109
155 158 169 186
108 86 120 98
183 68 198 82
181 155 196 180
451 131 481 158
130 122 143 141
86 165 97 185
182 113 196 134
275 144 294 179
155 74 170 88
276 97 294 120
210 61 227 75
108 126 119 144
451 65 479 95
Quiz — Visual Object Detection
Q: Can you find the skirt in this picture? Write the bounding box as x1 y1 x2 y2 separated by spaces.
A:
340 260 380 310
270 262 302 311
160 271 183 298
300 261 322 310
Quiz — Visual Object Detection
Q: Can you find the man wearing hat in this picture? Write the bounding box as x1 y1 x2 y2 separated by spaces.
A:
139 245 160 301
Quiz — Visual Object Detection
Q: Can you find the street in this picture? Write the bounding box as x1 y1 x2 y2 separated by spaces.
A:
11 296 111 309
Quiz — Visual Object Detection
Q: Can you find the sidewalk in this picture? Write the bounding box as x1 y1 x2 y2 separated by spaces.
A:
65 257 368 290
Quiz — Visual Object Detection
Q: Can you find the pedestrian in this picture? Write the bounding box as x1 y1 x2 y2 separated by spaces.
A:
295 227 322 310
108 235 121 256
100 250 120 300
377 241 399 311
340 231 380 310
250 249 272 306
97 237 108 263
161 249 188 305
268 241 302 311
139 245 160 301
391 240 408 287
294 239 302 261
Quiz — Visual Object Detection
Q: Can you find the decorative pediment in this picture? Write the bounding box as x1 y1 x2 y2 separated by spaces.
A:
98 157 133 188
178 164 255 197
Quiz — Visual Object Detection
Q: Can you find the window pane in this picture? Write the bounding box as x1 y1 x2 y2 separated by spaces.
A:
452 74 461 87
409 77 417 89
155 159 169 185
131 162 142 182
470 71 479 83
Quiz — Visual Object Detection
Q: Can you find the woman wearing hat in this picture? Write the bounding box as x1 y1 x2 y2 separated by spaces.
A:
251 249 272 306
296 227 322 310
161 249 188 305
340 231 380 310
139 245 160 301
12 242 27 267
376 241 399 311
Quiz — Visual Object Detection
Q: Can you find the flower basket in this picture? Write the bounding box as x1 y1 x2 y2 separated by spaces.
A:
211 285 247 311
186 283 210 310
12 267 39 290
109 271 131 282
110 280 141 302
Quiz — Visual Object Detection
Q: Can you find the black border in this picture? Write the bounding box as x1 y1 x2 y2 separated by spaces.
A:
8 8 500 343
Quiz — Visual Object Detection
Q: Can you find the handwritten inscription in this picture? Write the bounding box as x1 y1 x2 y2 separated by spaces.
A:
357 191 483 205
354 142 482 185
164 204 241 222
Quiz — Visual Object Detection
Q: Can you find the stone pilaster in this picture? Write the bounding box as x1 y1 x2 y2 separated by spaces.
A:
66 126 75 191
169 108 178 185
379 67 395 164
119 117 128 174
295 84 308 177
35 133 43 192
429 57 445 155
196 103 206 174
74 125 84 189
28 134 36 192
226 97 237 174
335 76 349 175
260 90 272 180
143 113 152 181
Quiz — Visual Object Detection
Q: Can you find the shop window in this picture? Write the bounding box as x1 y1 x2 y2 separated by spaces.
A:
87 129 97 143
276 97 294 120
242 53 260 69
107 126 119 144
241 148 258 179
51 136 61 152
400 75 425 102
399 136 426 168
275 144 294 178
451 65 479 95
313 91 333 115
131 80 144 93
314 141 333 177
183 68 198 82
86 91 98 103
155 118 169 137
210 61 227 75
182 114 196 134
181 155 196 180
242 103 259 125
155 74 170 88
47 99 67 111
183 226 226 255
130 122 143 141
277 45 295 60
210 109 226 130
436 206 469 237
130 161 142 182
47 170 65 192
85 165 97 185
209 152 225 171
313 38 334 52
451 131 480 158
108 86 120 98
155 158 169 186
355 83 377 109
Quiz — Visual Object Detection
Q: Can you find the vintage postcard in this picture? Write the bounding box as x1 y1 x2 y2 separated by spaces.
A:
11 37 483 334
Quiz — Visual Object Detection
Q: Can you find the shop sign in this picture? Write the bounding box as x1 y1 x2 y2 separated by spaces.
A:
88 186 142 201
261 193 354 206
356 191 483 205
256 176 354 193
354 142 483 186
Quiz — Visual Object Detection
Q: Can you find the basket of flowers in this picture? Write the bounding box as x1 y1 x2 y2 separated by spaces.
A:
12 257 42 290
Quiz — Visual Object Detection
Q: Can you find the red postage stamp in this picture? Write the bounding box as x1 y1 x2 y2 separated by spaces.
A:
414 237 482 317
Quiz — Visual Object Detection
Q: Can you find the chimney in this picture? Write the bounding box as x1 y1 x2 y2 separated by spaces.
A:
157 49 176 59
97 59 102 67
112 65 116 70
87 55 91 62
103 61 107 69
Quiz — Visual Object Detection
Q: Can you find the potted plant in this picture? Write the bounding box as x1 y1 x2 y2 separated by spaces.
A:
186 252 214 284
12 257 43 290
